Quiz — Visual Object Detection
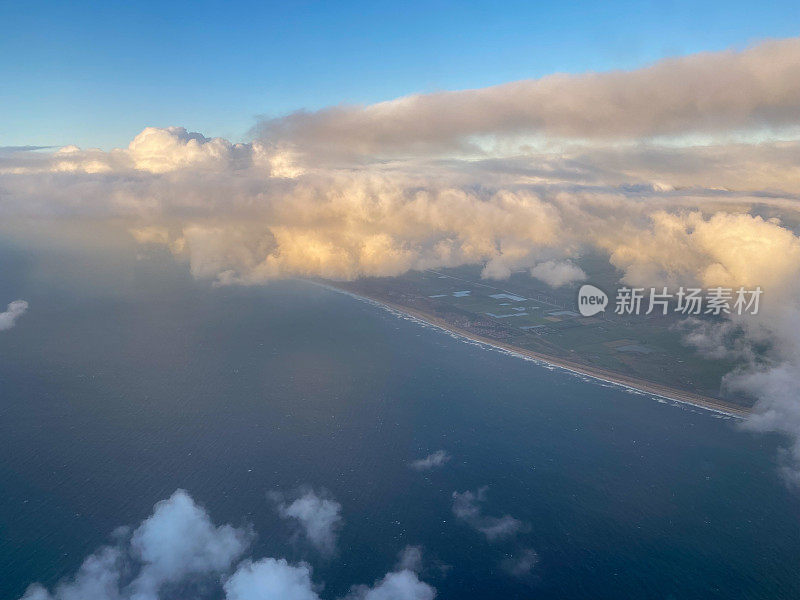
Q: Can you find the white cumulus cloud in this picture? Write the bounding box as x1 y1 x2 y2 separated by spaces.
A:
20 490 252 600
272 488 343 556
0 300 28 331
530 260 586 288
343 570 435 600
223 558 321 600
19 490 437 600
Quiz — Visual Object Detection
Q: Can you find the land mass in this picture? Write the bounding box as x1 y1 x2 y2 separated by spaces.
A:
320 266 752 418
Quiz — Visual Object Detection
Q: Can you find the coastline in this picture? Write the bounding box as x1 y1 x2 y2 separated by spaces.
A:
316 280 750 419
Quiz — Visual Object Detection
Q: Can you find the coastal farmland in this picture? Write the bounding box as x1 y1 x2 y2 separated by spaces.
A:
330 264 743 407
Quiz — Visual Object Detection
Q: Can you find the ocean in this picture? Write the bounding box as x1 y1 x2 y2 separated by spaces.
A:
1 242 799 599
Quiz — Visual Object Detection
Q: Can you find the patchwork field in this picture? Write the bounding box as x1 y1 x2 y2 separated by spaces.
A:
329 263 745 407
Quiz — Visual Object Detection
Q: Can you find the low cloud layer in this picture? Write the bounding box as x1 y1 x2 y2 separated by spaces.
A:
2 37 800 482
0 300 28 331
20 490 435 600
452 487 528 542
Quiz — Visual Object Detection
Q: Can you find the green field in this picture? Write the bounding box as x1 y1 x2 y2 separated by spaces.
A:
333 261 748 405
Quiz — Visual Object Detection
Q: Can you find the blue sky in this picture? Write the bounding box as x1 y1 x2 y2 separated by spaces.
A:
3 0 800 149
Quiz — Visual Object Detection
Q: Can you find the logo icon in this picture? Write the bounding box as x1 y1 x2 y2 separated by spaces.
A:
577 284 608 316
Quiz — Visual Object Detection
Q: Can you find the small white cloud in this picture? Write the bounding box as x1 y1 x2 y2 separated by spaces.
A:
530 260 586 288
0 300 28 331
409 451 451 471
272 488 342 556
223 558 321 600
452 487 527 542
343 569 436 600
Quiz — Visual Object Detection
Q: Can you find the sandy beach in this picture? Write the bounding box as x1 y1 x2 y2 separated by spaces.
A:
319 281 751 419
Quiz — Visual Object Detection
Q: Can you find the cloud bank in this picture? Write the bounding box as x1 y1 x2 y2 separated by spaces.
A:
254 38 800 156
2 37 800 482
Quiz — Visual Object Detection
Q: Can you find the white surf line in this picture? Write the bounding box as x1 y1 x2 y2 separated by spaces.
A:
308 280 744 420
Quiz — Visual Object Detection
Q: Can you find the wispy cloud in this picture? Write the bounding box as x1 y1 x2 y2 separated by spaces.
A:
452 487 528 542
394 546 424 573
501 548 539 578
409 450 451 471
0 146 54 154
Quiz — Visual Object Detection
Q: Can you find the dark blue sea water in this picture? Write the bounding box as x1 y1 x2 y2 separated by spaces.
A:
1 242 799 599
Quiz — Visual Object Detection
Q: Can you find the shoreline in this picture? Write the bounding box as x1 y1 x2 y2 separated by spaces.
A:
316 281 750 419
